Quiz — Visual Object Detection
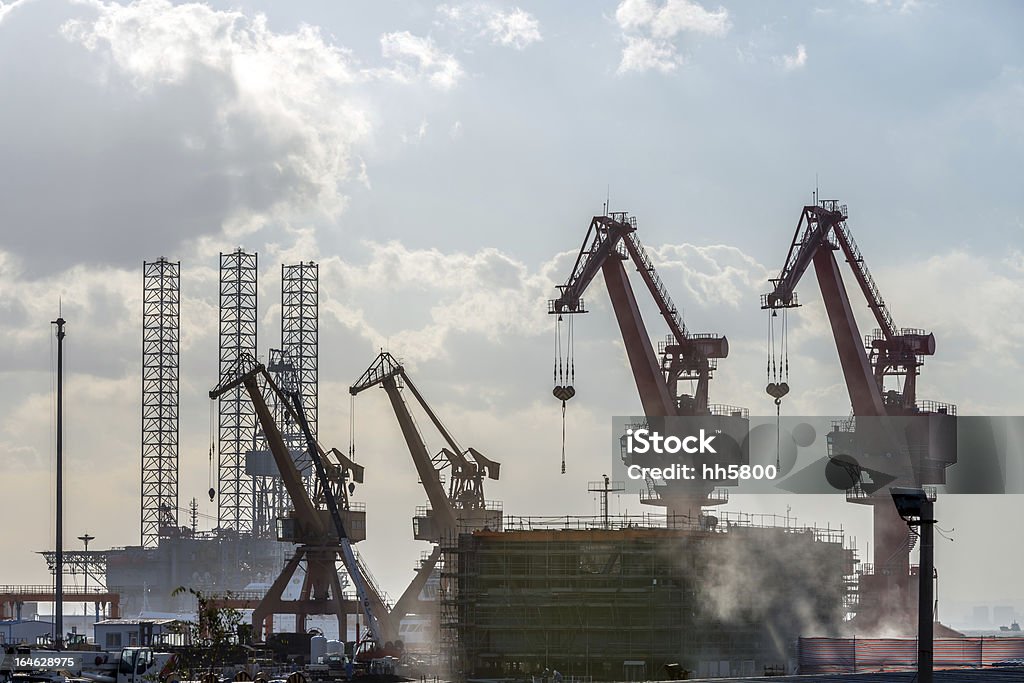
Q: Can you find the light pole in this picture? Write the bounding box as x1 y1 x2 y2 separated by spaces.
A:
53 316 66 649
78 533 95 624
891 487 935 683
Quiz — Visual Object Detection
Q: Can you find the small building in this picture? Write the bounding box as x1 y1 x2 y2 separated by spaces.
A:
93 618 190 650
0 619 54 645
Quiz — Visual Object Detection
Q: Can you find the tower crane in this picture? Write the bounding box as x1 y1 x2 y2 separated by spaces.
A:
550 212 745 518
761 199 956 630
209 353 394 646
349 352 501 632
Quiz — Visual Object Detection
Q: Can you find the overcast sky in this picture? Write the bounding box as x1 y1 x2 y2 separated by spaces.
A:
0 0 1022 627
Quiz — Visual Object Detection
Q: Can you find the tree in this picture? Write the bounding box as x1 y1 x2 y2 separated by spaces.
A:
171 587 243 675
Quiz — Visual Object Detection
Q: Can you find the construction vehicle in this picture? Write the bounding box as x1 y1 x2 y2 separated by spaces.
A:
210 354 392 649
761 199 956 631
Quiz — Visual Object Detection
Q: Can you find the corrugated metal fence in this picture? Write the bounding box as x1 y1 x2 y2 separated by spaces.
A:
799 637 1024 673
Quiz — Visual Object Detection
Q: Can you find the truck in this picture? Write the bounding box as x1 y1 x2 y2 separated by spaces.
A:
79 647 178 683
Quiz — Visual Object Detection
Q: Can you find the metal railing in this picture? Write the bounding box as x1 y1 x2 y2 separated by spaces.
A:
707 404 749 418
916 400 957 416
493 511 847 544
623 231 688 340
835 217 895 338
353 551 392 610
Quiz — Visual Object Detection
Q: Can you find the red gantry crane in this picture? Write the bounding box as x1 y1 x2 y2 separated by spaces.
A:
762 199 956 631
550 212 745 518
349 352 501 626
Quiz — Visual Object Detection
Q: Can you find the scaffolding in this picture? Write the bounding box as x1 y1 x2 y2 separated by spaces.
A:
218 249 258 534
247 262 319 537
141 258 180 548
281 263 318 456
440 514 856 681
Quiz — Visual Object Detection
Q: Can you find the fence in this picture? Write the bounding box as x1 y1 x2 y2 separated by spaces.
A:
799 636 1024 673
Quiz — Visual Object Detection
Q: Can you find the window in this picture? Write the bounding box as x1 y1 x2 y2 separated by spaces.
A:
105 633 122 649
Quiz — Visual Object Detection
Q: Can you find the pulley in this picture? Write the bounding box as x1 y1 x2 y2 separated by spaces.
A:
765 381 789 405
552 385 576 402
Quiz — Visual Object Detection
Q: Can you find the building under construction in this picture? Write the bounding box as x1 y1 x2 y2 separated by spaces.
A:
439 513 857 681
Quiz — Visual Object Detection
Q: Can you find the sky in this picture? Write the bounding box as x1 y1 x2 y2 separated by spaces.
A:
0 0 1022 628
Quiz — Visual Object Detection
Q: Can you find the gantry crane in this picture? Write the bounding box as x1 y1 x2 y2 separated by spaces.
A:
210 353 394 645
349 352 501 630
762 199 956 630
550 212 745 517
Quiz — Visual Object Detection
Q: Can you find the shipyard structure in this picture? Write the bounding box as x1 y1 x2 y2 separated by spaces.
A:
24 201 961 680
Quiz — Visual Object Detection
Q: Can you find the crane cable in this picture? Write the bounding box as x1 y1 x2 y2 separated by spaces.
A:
208 400 216 502
766 308 790 469
553 315 576 474
349 394 357 462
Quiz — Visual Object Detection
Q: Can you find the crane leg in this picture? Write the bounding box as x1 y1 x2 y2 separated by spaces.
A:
253 550 304 641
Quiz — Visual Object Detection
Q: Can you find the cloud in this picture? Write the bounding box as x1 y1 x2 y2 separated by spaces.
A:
310 236 773 367
0 0 374 274
616 0 730 39
614 0 730 75
648 243 772 308
860 0 924 14
781 43 808 71
400 119 430 144
319 241 567 363
486 7 542 49
380 30 464 90
617 35 681 74
0 0 28 25
436 3 542 50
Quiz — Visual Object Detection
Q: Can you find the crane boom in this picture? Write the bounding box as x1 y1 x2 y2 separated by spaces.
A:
289 390 383 644
209 356 324 536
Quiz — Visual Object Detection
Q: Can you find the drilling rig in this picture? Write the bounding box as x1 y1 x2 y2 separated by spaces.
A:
550 211 746 518
349 352 502 638
762 199 957 632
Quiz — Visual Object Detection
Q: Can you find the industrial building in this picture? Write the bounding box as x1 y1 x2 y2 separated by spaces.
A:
0 619 53 646
93 618 190 649
440 513 856 680
105 531 291 615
